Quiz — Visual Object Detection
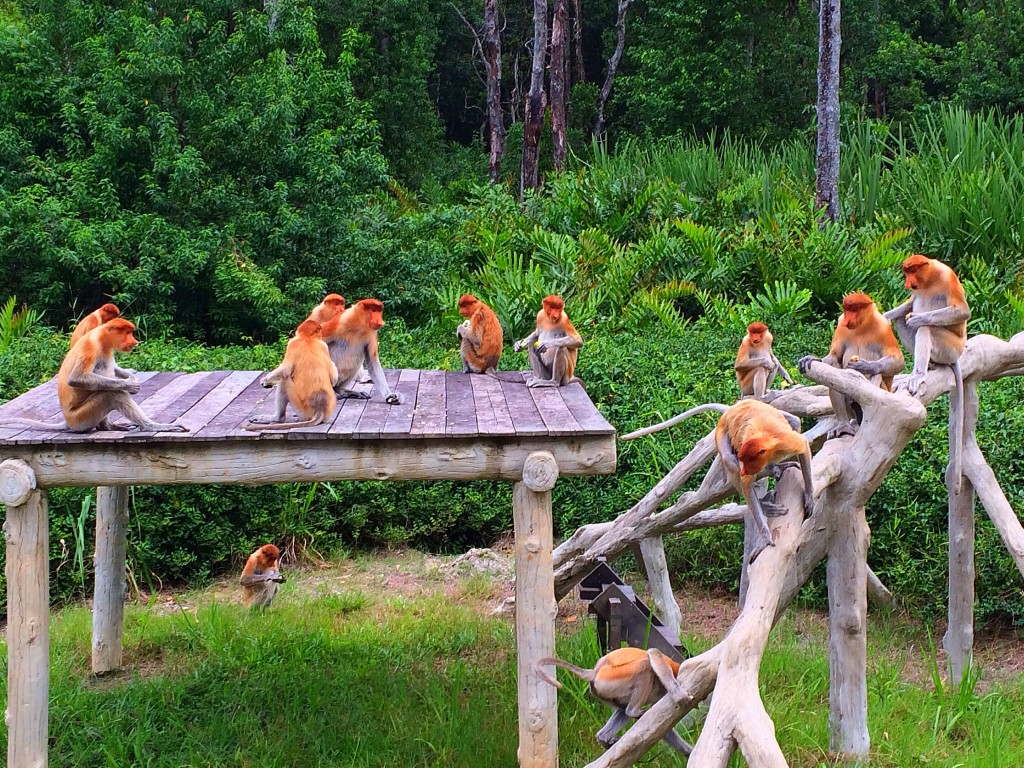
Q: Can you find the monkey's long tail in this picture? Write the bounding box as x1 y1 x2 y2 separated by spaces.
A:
0 417 69 431
949 361 965 495
243 415 326 432
620 404 730 440
534 657 596 689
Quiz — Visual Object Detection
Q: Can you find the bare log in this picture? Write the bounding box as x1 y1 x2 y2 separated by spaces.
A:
520 0 548 195
593 0 634 139
483 0 505 182
814 0 841 223
550 0 569 171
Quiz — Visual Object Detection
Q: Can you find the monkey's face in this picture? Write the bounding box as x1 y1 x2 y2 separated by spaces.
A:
367 309 385 330
324 297 345 315
115 331 139 353
544 307 563 324
748 331 764 346
901 256 931 291
737 439 770 477
839 309 861 329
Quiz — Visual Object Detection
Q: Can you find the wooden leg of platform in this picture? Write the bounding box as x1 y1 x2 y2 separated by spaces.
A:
93 486 129 675
513 452 559 768
1 460 49 768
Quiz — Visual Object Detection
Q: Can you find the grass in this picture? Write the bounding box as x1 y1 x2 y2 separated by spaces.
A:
1 551 1022 767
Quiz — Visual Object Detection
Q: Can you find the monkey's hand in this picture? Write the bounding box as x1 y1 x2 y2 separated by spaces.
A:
512 339 527 353
797 355 820 375
124 379 142 395
260 376 275 388
456 320 470 339
905 314 927 331
846 358 880 375
385 392 404 405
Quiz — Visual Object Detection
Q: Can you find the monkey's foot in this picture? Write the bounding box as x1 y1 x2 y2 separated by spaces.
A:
759 497 789 518
767 461 799 480
826 420 858 440
337 390 371 400
748 537 775 564
101 419 135 432
903 372 927 396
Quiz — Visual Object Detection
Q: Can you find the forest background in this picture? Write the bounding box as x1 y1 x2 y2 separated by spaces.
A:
1 0 1023 622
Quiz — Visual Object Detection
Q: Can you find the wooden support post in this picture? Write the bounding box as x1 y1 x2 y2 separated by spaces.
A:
1 459 49 768
827 503 870 759
637 537 682 639
514 451 559 768
93 486 129 675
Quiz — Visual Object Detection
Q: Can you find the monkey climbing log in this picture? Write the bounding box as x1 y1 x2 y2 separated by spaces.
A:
0 368 616 768
551 331 1024 768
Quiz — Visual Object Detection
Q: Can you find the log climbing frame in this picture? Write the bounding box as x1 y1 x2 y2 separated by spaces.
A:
0 368 617 768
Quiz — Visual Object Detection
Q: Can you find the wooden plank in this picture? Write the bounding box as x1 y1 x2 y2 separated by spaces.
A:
470 373 516 436
445 371 478 436
153 370 253 439
9 372 164 445
327 395 368 437
558 382 616 434
192 374 273 440
528 385 582 436
351 369 401 438
499 374 548 437
381 369 420 437
409 370 447 438
0 378 60 441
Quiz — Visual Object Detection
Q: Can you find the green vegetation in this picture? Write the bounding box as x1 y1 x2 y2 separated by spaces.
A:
2 556 1020 766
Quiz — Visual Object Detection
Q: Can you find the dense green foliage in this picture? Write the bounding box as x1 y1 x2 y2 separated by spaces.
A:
5 561 1023 765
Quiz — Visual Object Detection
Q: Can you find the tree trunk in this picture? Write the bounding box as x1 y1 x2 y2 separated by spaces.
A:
572 0 585 84
550 0 569 172
814 0 841 223
593 0 634 140
484 0 505 183
520 0 549 196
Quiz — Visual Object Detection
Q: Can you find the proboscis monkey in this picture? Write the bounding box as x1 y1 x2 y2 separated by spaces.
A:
307 293 346 323
797 293 904 437
456 293 503 376
308 293 372 384
623 400 814 560
0 319 188 433
240 543 286 609
245 320 339 431
319 299 403 404
512 295 583 387
536 647 691 755
735 322 793 399
69 302 121 349
885 254 970 492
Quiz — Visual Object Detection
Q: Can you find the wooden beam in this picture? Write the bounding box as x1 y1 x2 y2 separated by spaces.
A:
1 460 48 768
93 486 129 675
0 436 616 488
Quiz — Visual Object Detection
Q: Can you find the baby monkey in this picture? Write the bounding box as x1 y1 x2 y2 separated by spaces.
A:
240 543 286 609
537 647 691 755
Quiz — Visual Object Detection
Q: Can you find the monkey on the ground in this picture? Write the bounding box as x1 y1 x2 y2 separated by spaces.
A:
884 254 970 492
319 299 403 404
512 295 583 388
735 322 793 399
623 400 814 561
537 647 691 756
69 302 121 349
0 319 188 433
246 319 339 431
798 293 904 437
240 543 286 609
308 293 373 384
456 293 503 376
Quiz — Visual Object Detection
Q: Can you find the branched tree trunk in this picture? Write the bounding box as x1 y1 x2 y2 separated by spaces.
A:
520 0 549 196
483 0 505 182
550 0 569 171
814 0 841 223
593 0 634 139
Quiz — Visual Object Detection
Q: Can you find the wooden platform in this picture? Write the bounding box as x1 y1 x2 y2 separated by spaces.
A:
0 368 616 768
0 369 614 444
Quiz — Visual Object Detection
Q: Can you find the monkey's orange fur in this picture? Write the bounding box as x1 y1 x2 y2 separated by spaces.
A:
717 399 809 480
828 293 904 392
319 299 403 404
308 293 346 324
900 255 968 356
457 294 503 374
240 543 284 608
246 320 338 431
514 295 583 387
735 321 789 398
69 303 120 349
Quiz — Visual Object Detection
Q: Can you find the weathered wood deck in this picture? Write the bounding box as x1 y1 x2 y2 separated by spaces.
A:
0 368 617 768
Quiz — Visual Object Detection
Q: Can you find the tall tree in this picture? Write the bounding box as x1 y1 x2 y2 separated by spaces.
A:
483 0 505 182
572 0 585 84
521 0 549 195
550 0 569 171
815 0 842 223
593 0 634 139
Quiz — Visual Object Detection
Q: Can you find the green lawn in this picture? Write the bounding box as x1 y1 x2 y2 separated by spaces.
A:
3 551 1022 767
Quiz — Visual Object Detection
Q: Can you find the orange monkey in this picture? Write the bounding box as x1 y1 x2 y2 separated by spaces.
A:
69 303 121 349
307 293 346 323
246 320 339 431
537 647 691 755
885 254 970 492
512 295 583 388
1 319 187 432
798 293 904 436
623 400 814 560
319 299 402 404
456 293 503 376
240 543 286 608
735 322 793 399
